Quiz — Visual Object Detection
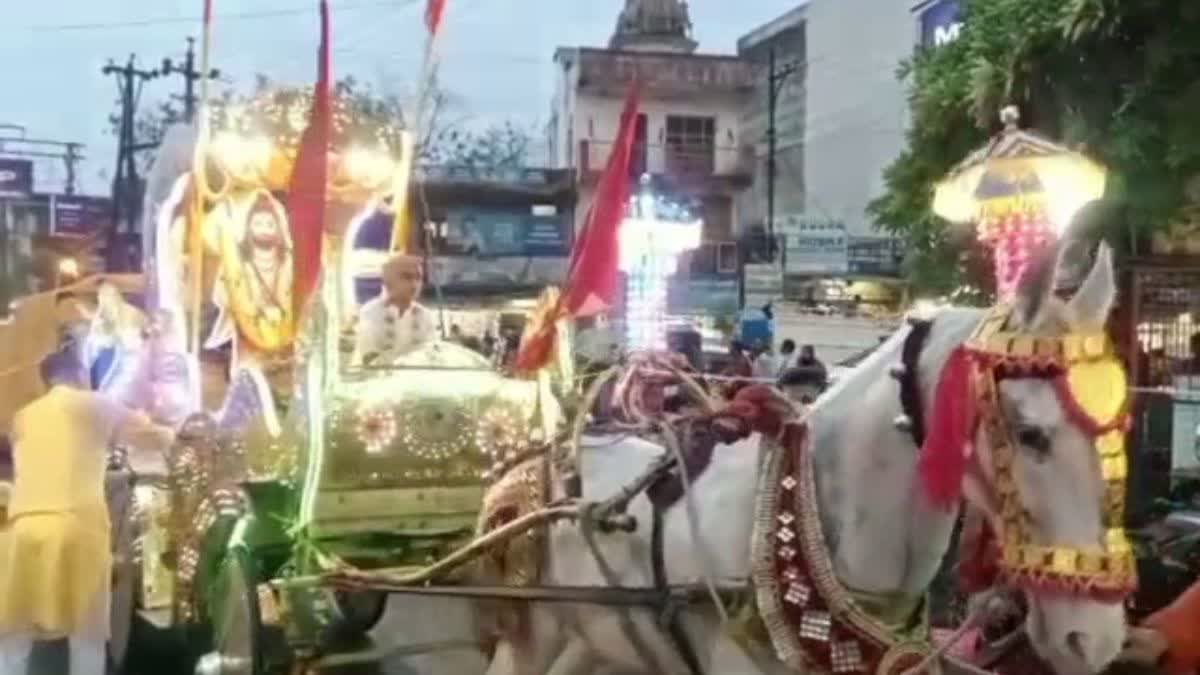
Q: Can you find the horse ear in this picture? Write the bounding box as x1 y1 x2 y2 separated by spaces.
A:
1011 243 1061 329
1066 242 1116 330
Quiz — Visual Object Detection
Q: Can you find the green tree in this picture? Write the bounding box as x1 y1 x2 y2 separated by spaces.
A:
870 0 1200 294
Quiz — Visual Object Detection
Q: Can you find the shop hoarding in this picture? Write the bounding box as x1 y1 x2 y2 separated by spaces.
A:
744 262 784 307
778 215 849 275
0 159 33 198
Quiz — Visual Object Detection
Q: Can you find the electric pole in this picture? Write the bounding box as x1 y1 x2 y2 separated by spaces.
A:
766 47 800 257
161 37 221 122
102 55 159 271
740 48 801 310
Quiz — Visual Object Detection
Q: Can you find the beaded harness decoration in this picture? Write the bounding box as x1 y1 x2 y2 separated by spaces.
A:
955 305 1136 600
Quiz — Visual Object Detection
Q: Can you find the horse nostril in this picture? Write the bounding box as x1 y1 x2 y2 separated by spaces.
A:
1066 631 1090 662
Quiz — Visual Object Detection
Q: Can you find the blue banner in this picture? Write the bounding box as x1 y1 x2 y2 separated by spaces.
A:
443 207 569 257
919 0 962 48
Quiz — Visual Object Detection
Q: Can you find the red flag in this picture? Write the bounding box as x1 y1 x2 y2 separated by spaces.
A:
514 82 641 372
425 0 447 34
561 82 641 317
287 0 332 319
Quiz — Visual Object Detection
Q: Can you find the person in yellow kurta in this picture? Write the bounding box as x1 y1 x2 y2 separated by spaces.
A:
0 347 174 675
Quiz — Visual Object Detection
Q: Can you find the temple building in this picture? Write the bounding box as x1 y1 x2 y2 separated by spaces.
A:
546 0 755 325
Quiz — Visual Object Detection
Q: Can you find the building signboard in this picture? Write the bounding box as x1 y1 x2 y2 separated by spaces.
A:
744 261 784 307
917 0 963 48
441 206 570 257
0 158 33 198
778 215 849 275
847 236 904 277
53 195 113 237
576 49 755 95
351 257 568 300
418 166 568 186
667 277 739 316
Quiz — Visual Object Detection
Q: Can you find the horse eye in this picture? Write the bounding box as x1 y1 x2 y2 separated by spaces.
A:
1015 426 1050 456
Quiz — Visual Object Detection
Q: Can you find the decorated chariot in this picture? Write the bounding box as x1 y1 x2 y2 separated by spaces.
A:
103 84 570 674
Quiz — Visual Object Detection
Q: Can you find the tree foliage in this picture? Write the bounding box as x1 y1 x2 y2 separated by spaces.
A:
423 120 534 171
870 0 1200 294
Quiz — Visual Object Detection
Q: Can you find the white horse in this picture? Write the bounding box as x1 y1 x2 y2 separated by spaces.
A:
482 244 1126 675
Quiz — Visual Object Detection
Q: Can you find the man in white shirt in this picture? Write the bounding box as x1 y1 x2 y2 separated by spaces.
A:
355 254 439 364
752 341 780 380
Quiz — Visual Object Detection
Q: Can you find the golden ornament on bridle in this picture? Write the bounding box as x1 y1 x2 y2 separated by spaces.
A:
964 305 1135 601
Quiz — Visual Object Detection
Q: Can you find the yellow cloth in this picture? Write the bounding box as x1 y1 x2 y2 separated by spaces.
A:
0 513 110 640
0 386 128 638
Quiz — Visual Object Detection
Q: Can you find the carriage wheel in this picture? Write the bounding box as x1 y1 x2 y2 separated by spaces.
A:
330 590 388 636
204 548 265 675
107 513 137 672
107 474 138 674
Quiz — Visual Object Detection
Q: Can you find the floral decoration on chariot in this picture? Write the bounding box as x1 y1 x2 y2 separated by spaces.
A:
204 88 407 199
964 304 1135 600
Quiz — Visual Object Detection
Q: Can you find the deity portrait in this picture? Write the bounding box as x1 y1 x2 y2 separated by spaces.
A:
207 189 295 358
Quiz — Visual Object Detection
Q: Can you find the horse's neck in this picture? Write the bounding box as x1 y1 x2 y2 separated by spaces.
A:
806 309 981 600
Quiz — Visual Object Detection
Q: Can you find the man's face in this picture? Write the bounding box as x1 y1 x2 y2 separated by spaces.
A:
248 210 282 252
382 260 422 307
800 347 815 362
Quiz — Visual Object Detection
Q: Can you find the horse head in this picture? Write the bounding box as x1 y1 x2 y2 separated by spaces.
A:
950 243 1129 675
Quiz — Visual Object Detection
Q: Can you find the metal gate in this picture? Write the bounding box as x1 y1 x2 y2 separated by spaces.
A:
1124 263 1200 521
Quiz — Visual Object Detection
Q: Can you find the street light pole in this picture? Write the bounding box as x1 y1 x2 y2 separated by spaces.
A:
766 47 799 255
742 48 799 311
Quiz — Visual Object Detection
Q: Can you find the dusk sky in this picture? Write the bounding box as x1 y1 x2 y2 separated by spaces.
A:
2 0 799 195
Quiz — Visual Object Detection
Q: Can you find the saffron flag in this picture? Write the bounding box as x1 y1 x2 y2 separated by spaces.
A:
514 82 641 373
425 0 447 34
287 0 332 318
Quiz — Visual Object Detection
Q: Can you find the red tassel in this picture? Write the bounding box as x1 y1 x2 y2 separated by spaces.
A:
918 347 979 509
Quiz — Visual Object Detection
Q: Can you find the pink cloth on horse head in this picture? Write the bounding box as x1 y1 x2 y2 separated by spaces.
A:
918 347 978 510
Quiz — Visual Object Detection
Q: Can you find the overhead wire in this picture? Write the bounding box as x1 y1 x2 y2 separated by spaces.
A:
26 0 424 32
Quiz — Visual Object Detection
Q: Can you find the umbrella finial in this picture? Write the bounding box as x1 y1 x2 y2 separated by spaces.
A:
1000 105 1020 131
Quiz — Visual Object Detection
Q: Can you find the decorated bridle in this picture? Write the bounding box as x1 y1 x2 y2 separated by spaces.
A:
918 304 1136 602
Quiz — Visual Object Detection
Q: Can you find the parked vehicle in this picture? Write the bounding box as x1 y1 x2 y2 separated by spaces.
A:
1127 502 1200 618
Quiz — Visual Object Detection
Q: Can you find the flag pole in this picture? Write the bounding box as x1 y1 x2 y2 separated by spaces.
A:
389 0 446 253
187 0 215 394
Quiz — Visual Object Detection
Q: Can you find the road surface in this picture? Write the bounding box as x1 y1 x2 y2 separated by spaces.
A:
27 596 487 675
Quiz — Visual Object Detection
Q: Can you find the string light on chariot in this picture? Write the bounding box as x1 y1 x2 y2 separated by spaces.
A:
394 400 475 462
475 403 528 462
205 87 404 193
355 406 397 455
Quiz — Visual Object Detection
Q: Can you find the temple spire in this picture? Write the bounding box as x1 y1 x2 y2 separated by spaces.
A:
610 0 697 53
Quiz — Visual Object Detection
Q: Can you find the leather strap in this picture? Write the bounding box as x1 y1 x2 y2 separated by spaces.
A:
899 319 933 447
